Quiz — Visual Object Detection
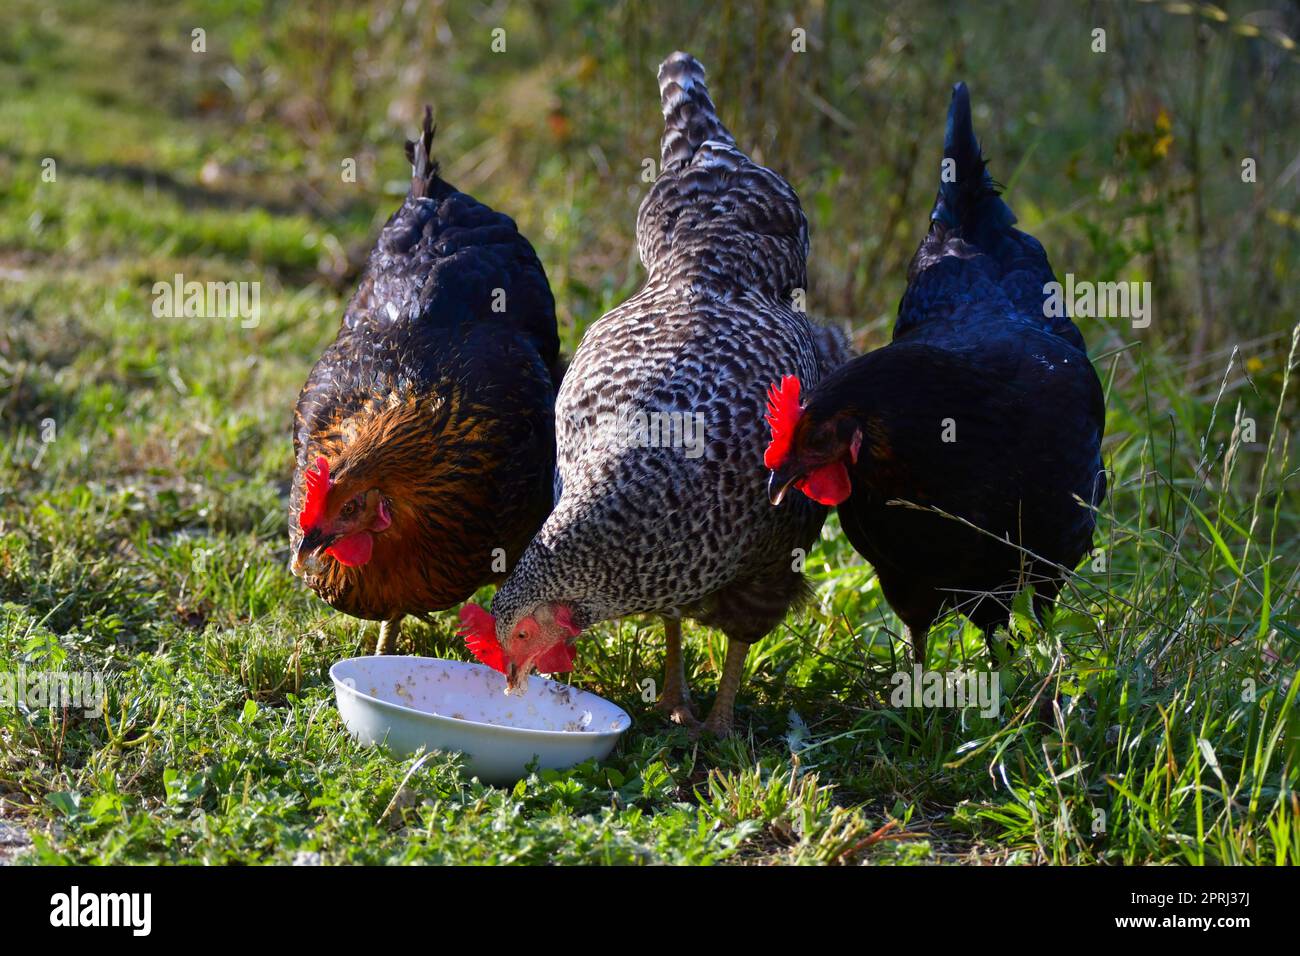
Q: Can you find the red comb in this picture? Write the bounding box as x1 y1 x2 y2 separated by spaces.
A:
299 455 331 531
458 603 506 673
763 375 804 469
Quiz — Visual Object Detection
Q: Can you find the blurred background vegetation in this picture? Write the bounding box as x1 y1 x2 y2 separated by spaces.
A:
0 0 1297 864
5 0 1298 339
3 1 1297 467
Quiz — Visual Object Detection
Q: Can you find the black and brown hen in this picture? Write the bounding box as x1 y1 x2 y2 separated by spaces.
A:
290 109 562 654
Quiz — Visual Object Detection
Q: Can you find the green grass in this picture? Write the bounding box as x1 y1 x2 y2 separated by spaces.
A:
0 0 1296 864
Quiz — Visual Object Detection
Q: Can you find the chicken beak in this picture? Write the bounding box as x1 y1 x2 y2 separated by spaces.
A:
505 661 528 696
293 527 330 571
768 467 800 506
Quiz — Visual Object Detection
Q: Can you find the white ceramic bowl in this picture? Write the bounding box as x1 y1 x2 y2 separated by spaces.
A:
330 655 632 784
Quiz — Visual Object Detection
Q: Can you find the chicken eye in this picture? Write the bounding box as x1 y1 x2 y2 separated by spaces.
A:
806 429 835 454
340 499 359 519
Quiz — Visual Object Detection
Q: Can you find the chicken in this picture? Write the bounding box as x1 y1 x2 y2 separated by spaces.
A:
458 52 849 735
290 109 562 654
765 83 1106 663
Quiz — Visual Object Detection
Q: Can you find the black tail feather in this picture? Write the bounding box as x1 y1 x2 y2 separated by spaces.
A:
931 83 1013 233
405 106 441 199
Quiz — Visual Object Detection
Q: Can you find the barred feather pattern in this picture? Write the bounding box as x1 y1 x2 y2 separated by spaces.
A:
657 51 736 171
490 52 843 646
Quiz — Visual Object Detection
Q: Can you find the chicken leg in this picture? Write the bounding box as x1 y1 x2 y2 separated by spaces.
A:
375 616 401 655
655 617 699 727
907 626 927 668
699 638 749 737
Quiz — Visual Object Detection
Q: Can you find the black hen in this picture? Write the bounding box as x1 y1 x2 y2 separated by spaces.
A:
290 109 562 654
766 83 1106 662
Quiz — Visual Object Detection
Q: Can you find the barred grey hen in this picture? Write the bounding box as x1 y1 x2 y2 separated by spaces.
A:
459 52 849 735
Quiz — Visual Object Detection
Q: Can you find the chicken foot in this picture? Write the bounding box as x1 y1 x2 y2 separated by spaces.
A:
655 616 699 728
699 638 749 737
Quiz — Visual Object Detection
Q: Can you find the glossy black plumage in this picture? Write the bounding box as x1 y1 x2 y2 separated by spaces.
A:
776 83 1106 658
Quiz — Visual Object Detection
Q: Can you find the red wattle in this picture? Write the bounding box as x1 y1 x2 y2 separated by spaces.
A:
536 640 577 674
327 532 374 567
798 461 852 506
